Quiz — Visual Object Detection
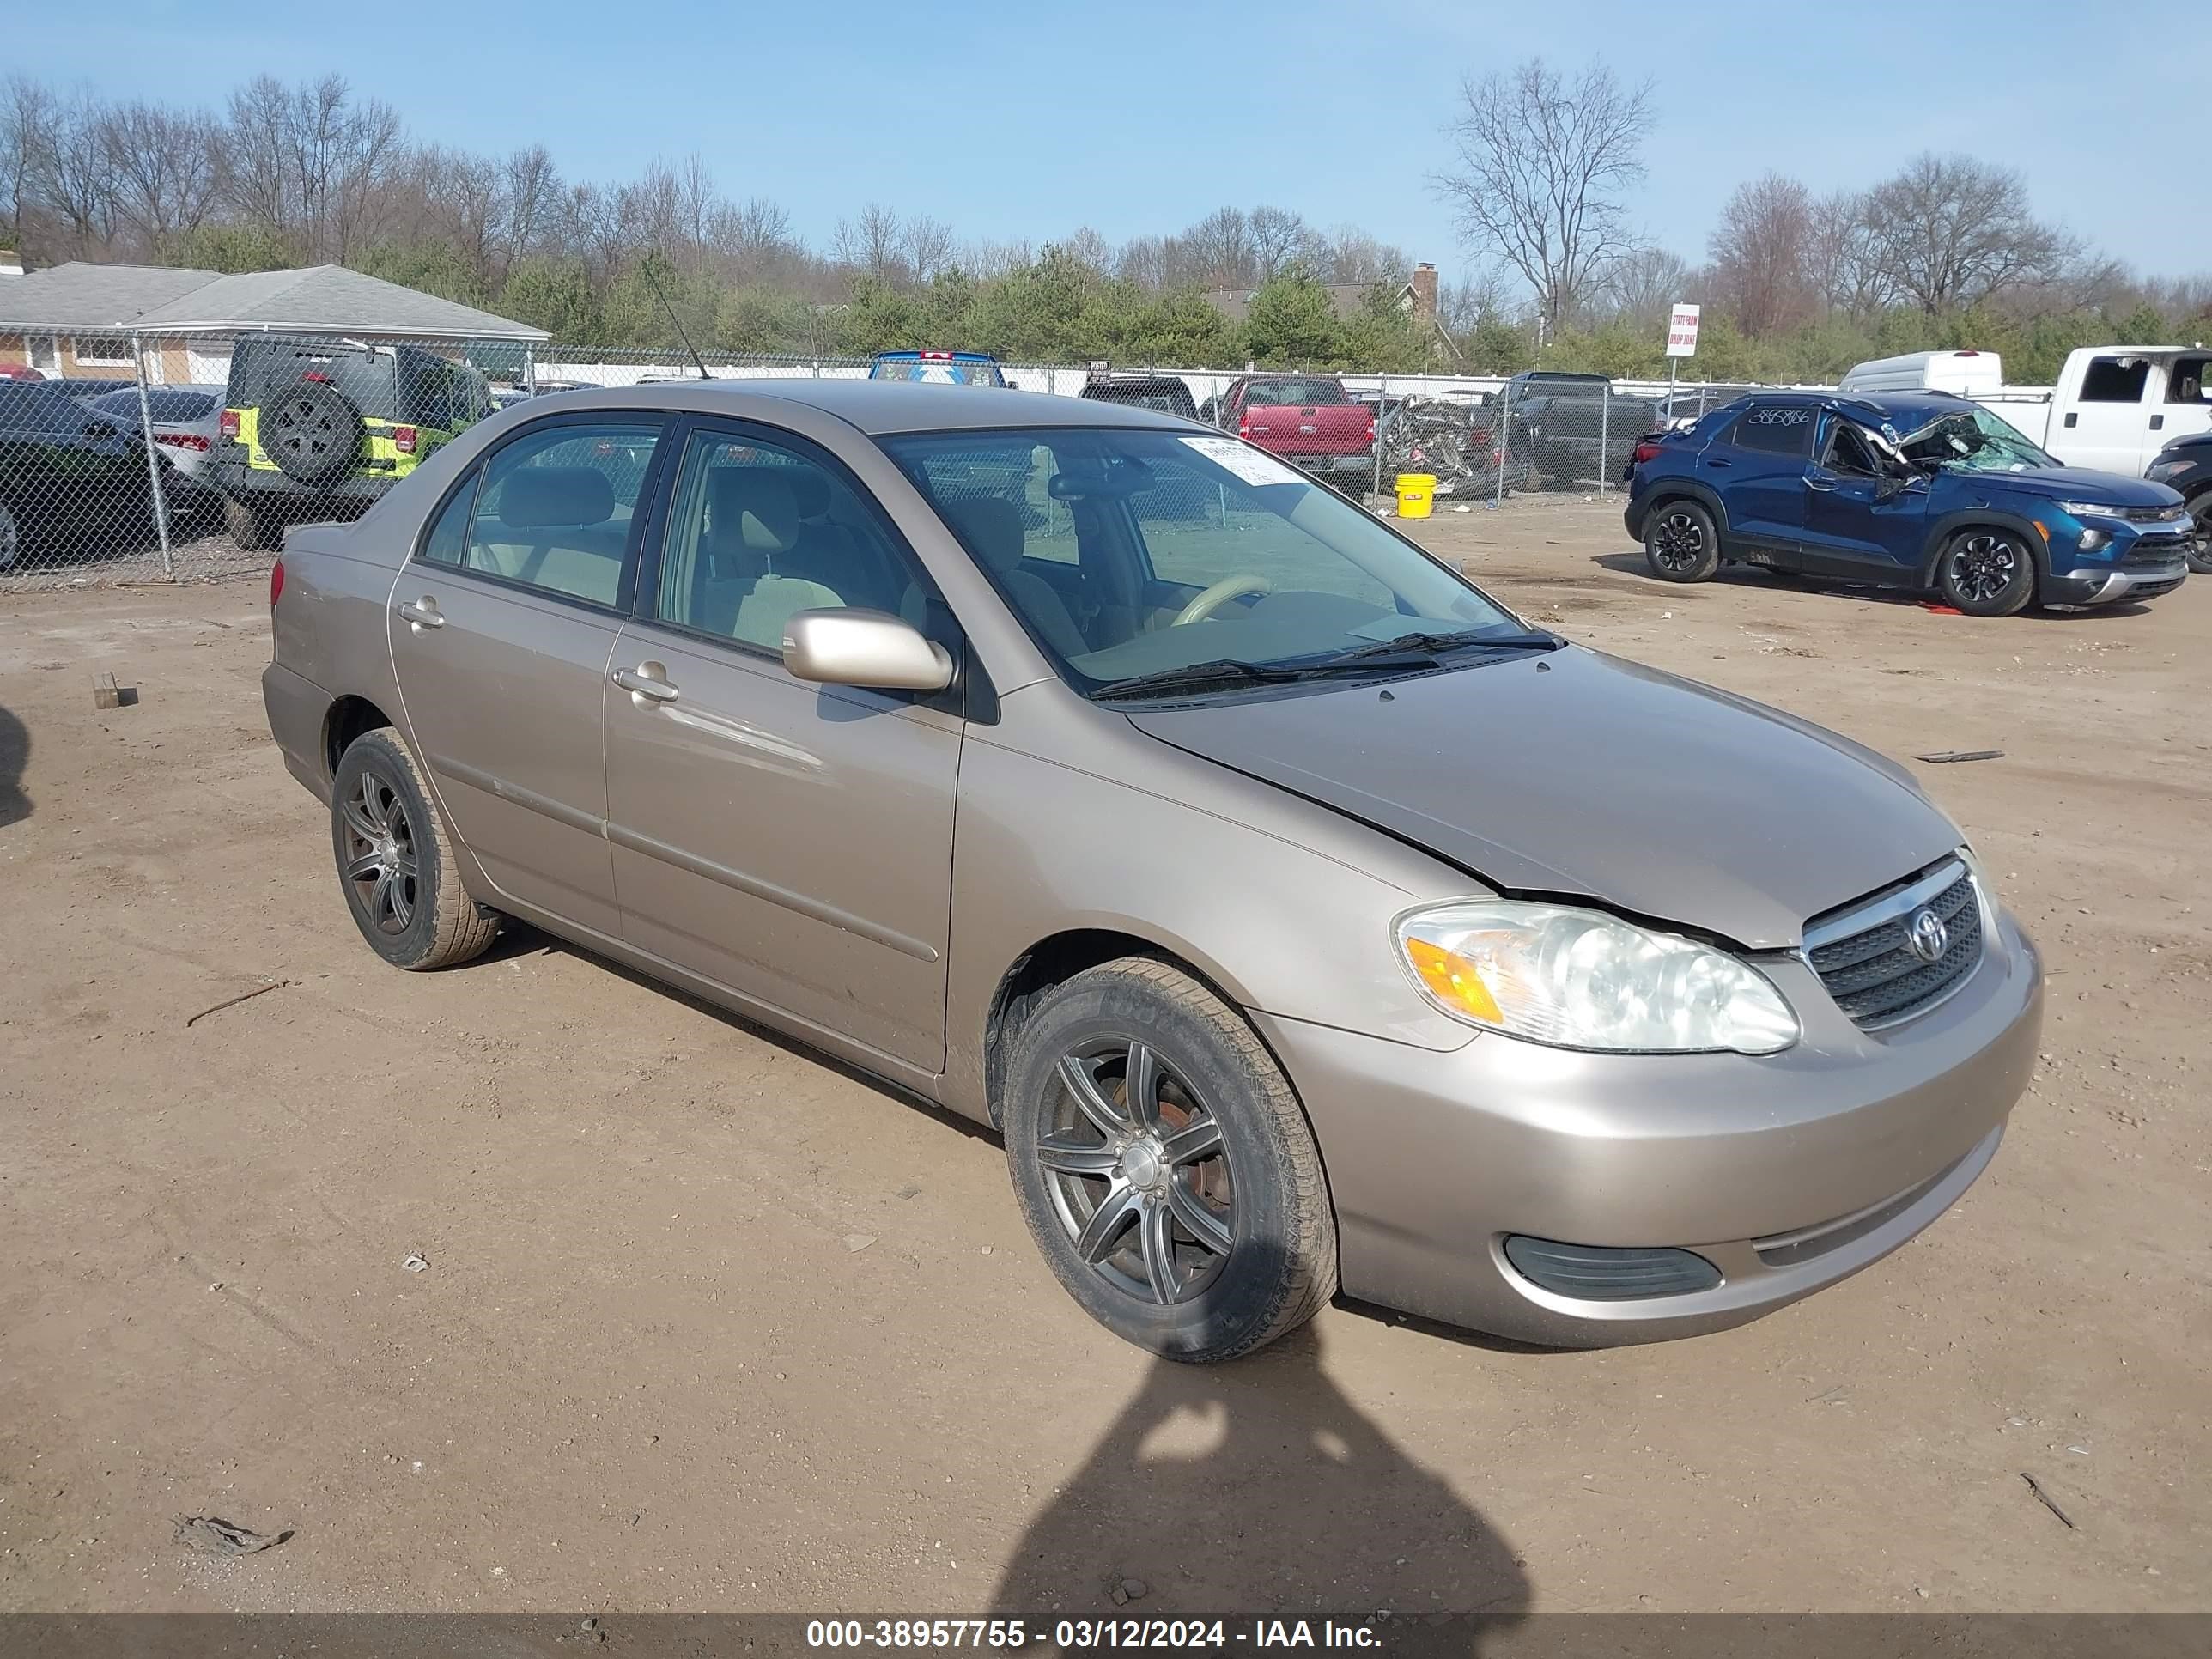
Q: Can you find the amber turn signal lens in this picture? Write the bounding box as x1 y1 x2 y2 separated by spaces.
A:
1405 937 1504 1024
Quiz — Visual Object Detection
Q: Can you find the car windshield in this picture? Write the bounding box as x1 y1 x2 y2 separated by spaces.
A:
882 426 1534 698
1908 407 2056 472
1244 379 1344 405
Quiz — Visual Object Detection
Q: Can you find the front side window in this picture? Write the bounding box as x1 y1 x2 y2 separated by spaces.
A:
1729 404 1816 457
654 428 930 653
463 421 664 606
1822 420 1881 477
884 427 1534 696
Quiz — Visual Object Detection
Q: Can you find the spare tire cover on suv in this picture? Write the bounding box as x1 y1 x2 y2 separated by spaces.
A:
264 380 366 484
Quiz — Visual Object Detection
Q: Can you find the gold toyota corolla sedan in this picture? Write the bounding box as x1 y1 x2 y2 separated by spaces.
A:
262 380 2043 1362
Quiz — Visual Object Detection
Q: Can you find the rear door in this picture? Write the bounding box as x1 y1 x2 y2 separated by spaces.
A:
603 420 963 1072
2150 354 2212 459
1709 404 1814 565
388 414 671 939
2058 355 2155 474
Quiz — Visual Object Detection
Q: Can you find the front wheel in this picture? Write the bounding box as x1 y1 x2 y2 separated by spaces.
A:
1001 959 1337 1363
223 496 275 552
330 727 499 969
0 494 20 569
1644 500 1720 582
2186 494 2212 576
1936 528 2035 617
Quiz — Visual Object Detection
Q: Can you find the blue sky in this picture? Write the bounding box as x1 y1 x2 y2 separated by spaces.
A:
27 0 2210 287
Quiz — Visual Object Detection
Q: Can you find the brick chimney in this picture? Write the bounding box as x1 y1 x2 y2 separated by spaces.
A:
1409 262 1437 331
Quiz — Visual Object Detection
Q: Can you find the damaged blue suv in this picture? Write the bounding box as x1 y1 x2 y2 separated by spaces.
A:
1622 391 2193 615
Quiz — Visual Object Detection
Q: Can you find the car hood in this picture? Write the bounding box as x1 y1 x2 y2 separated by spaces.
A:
1956 465 2181 508
1126 647 1960 951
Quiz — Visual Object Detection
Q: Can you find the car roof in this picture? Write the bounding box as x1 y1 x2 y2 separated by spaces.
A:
536 378 1201 435
1719 389 1976 422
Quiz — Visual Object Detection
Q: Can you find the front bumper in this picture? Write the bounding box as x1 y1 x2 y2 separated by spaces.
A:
1256 908 2043 1346
2043 547 2190 605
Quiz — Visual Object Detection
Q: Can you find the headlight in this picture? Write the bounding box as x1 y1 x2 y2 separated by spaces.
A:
1394 901 1799 1054
2055 500 2117 520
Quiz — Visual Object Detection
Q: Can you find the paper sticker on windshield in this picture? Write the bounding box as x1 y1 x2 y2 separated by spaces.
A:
1180 435 1307 487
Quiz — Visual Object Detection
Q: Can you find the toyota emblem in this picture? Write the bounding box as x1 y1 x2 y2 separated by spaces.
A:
1906 908 1948 963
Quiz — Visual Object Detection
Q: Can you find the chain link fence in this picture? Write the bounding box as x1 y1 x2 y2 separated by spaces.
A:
0 329 1775 590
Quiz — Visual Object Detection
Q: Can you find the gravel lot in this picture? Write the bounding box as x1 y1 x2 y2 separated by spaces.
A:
2 495 2206 1618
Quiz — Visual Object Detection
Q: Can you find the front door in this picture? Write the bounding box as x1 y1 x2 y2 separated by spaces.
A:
1801 415 1930 580
603 422 963 1072
387 415 670 939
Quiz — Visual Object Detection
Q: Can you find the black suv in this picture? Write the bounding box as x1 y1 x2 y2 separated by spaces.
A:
1077 372 1200 422
210 335 493 550
2143 433 2212 574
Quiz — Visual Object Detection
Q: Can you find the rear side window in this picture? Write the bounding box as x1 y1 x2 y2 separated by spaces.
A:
1729 404 1815 457
463 421 665 606
2164 356 2211 404
2080 357 2151 404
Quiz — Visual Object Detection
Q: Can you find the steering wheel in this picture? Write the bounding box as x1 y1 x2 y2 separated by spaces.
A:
1171 574 1273 627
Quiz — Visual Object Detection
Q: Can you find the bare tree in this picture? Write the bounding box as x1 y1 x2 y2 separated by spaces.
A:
39 88 120 257
1060 225 1112 275
1316 225 1411 286
1706 173 1816 337
501 145 560 264
902 212 956 283
834 202 906 283
1434 58 1654 335
1185 206 1251 287
1247 205 1314 279
1808 189 1884 314
1115 234 1167 289
100 101 221 254
0 76 57 254
1604 246 1692 330
1858 154 2081 314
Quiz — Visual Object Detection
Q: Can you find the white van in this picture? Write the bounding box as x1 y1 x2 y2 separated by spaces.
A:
1838 349 2007 398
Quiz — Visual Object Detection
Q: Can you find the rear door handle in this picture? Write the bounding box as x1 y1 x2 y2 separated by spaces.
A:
612 665 679 704
398 599 445 630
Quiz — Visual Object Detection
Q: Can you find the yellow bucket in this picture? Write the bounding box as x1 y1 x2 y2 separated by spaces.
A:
1395 473 1436 518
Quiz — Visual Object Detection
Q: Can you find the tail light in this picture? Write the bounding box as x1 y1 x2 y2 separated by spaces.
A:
269 555 284 607
218 410 239 440
155 432 210 451
392 425 419 455
1631 440 1662 467
1364 413 1376 443
1237 409 1250 438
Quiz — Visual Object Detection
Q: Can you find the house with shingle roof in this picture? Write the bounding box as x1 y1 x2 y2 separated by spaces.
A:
0 258 547 386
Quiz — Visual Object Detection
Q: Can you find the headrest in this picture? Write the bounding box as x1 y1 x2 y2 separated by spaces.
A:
945 495 1025 574
708 468 799 552
787 468 831 519
501 465 614 529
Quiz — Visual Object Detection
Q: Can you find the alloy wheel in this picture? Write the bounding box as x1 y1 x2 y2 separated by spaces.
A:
339 768 420 935
1036 1038 1236 1307
1652 510 1704 572
1948 533 2017 605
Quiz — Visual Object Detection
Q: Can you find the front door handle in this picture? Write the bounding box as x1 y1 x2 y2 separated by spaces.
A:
1702 456 1732 469
1804 471 1839 491
2150 414 2165 430
613 665 680 704
398 599 445 631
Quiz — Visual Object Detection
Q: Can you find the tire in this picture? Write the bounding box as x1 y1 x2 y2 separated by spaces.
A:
0 493 20 569
264 380 365 485
1001 958 1336 1363
329 727 498 970
1936 527 2036 617
2186 493 2212 576
223 495 275 551
1644 498 1721 582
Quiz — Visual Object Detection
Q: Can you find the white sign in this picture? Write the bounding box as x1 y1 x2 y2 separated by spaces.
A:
1180 434 1306 488
1665 303 1701 358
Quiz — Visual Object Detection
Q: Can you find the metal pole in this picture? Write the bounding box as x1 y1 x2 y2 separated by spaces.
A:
1371 373 1385 504
1494 380 1509 510
1598 389 1609 495
131 333 174 580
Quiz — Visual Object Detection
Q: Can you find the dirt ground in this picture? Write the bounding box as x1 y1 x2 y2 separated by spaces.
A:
2 495 2206 1620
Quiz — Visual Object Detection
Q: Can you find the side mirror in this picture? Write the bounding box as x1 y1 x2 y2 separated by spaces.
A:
782 608 953 692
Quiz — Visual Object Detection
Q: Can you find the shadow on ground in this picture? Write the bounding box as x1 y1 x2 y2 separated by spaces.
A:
990 1324 1530 1635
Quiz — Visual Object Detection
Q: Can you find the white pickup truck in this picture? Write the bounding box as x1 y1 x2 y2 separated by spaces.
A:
1841 346 2211 477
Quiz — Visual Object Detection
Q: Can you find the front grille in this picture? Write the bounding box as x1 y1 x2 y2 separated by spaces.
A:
2124 545 2189 569
1805 860 1983 1030
2119 505 2189 525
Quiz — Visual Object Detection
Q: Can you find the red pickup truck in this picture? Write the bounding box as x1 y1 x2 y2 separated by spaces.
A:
1206 374 1375 479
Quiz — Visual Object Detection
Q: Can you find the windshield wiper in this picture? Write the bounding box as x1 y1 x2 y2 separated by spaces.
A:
1091 659 1317 700
1328 629 1563 663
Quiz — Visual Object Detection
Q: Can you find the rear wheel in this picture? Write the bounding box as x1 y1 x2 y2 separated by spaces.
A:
223 496 275 551
1644 499 1720 582
1001 959 1336 1363
330 727 498 970
0 494 20 569
1936 528 2035 617
2186 492 2212 576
